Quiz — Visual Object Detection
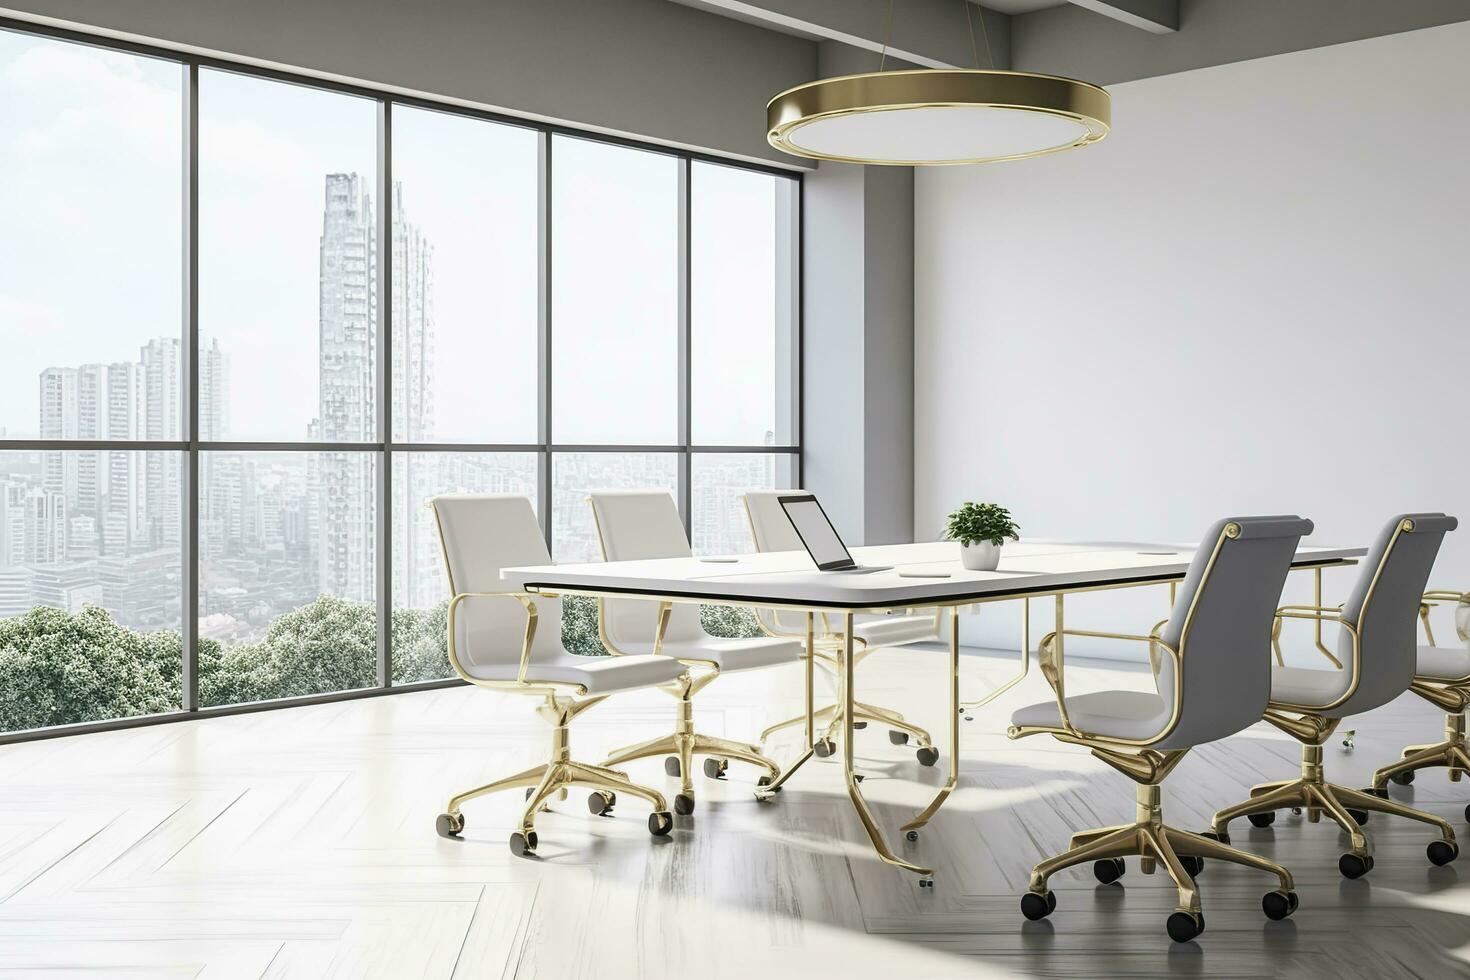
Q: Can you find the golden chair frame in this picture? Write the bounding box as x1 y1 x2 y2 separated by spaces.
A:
1009 523 1299 942
1209 520 1459 878
589 501 782 814
1370 590 1470 817
432 590 677 855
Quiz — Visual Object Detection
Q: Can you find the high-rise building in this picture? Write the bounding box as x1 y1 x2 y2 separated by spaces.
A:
390 185 437 610
315 173 378 602
140 337 182 549
314 174 435 606
38 367 78 513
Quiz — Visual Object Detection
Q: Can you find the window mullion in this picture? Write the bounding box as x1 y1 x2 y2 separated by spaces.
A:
375 100 393 689
181 61 200 713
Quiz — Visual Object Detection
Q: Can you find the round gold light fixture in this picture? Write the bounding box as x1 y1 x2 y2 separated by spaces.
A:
766 69 1110 166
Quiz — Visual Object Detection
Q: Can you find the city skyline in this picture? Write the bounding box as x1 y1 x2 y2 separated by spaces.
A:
2 170 783 642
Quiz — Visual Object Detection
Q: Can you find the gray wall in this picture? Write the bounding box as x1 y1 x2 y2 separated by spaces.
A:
801 41 914 546
0 0 816 168
1012 0 1470 84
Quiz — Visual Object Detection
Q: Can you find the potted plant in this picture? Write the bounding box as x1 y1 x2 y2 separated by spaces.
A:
944 502 1020 571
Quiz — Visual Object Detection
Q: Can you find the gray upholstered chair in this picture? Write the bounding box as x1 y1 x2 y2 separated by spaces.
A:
430 494 686 856
1371 587 1470 810
588 490 803 814
741 490 939 766
1009 516 1312 943
1210 513 1460 879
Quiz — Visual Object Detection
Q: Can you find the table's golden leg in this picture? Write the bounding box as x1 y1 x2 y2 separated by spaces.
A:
839 611 931 876
757 612 817 797
903 607 961 833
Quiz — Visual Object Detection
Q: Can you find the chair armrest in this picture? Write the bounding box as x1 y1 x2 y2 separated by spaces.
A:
1035 630 1075 735
1417 590 1469 647
1275 608 1343 622
1030 627 1182 742
447 591 539 685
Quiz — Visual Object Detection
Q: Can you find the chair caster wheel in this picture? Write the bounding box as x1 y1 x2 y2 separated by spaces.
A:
852 721 868 730
664 757 682 777
1347 808 1369 826
917 875 934 888
436 812 464 839
1390 770 1416 786
1180 855 1204 878
1166 910 1204 943
1262 889 1299 921
509 830 538 857
1200 830 1229 845
1464 803 1470 823
674 793 695 816
905 830 920 842
814 738 836 758
916 746 940 767
889 730 910 745
1427 839 1459 866
1247 811 1276 828
755 774 781 794
1365 785 1390 799
1339 852 1374 878
587 791 615 816
648 811 674 837
1093 857 1125 885
703 758 728 780
1020 891 1056 921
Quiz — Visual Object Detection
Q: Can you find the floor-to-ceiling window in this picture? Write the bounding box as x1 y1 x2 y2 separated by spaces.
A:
0 22 800 737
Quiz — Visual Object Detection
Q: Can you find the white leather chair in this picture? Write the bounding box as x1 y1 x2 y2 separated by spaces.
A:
430 494 686 856
1372 587 1470 812
1009 516 1313 943
742 490 939 766
588 489 804 814
1210 513 1460 879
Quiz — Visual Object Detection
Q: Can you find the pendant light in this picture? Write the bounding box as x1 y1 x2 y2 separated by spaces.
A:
766 1 1110 166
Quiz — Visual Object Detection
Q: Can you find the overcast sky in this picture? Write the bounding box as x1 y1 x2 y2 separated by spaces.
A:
0 28 786 445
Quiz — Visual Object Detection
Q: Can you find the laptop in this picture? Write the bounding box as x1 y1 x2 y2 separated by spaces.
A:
777 493 893 574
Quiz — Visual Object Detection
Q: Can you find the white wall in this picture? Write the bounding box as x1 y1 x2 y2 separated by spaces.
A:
916 22 1470 657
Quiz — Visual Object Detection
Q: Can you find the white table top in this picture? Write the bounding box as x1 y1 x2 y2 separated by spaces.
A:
502 539 1367 609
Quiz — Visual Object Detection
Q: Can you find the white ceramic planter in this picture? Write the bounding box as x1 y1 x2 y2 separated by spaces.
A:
960 540 1002 571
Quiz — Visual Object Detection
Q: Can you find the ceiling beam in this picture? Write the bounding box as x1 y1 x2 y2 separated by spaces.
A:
670 0 1012 70
1066 0 1178 34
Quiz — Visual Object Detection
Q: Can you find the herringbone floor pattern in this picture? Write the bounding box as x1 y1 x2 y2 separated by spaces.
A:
2 646 1469 978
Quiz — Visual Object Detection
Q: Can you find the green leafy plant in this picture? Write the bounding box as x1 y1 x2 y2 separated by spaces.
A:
943 502 1020 548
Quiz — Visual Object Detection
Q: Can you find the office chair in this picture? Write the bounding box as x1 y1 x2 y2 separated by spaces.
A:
1369 586 1470 812
588 490 803 814
741 490 939 766
1210 514 1460 878
430 494 684 856
1010 516 1312 943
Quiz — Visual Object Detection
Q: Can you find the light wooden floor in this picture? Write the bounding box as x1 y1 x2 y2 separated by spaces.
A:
4 645 1470 979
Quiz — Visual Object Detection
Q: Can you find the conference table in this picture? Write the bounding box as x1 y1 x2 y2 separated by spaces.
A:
503 538 1366 881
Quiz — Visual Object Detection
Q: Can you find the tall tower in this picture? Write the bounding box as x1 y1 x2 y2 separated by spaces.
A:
140 338 182 549
389 184 438 609
315 173 378 602
38 367 79 517
314 174 436 607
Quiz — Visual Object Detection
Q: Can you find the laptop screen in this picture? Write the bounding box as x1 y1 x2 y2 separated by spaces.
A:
778 494 856 570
